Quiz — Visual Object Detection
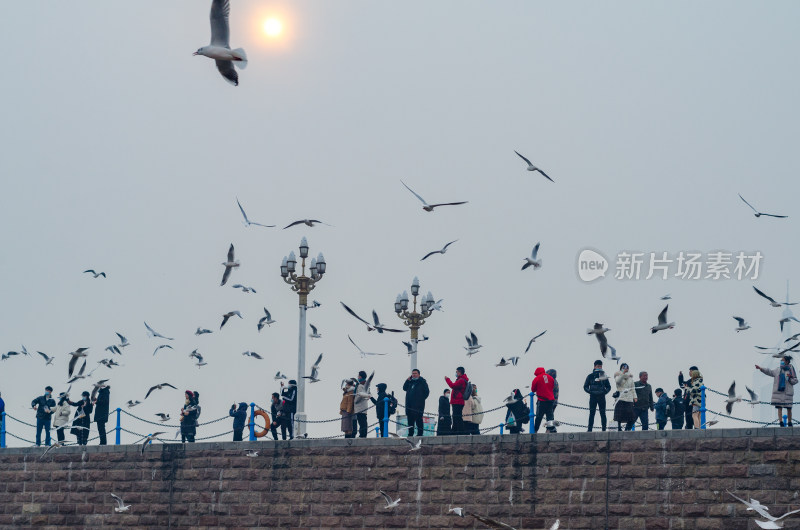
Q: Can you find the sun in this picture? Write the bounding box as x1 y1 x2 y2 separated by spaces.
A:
263 18 283 37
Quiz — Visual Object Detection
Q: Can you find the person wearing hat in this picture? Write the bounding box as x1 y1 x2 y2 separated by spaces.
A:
613 363 637 431
280 380 297 440
30 385 56 446
670 388 686 430
583 360 612 432
756 355 798 427
71 391 93 446
653 388 670 430
53 390 75 443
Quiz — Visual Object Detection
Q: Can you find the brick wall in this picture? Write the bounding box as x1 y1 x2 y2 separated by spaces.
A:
0 427 798 529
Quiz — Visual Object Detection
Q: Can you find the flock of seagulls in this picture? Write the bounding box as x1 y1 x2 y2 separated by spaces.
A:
728 491 800 528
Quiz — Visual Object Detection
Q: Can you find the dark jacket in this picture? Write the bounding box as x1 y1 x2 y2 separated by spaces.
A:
71 398 93 435
271 400 283 424
281 384 297 414
438 395 451 419
583 370 612 396
402 376 430 414
230 402 247 431
671 395 686 419
371 384 391 420
31 394 56 420
505 390 529 425
654 393 669 422
94 387 110 423
634 382 654 410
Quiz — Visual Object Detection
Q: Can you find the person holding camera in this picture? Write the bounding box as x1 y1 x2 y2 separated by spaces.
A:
583 360 611 432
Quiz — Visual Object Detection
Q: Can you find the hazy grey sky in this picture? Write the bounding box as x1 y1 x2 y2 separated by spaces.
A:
2 1 800 444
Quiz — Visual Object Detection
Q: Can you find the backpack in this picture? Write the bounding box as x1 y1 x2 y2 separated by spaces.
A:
520 403 530 424
461 381 472 401
387 392 398 416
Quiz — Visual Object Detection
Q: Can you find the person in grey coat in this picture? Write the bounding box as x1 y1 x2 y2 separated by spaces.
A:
756 355 798 427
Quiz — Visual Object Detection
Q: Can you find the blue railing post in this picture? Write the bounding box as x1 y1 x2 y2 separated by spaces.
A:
528 392 535 433
499 422 505 435
700 385 707 429
783 414 788 426
1 412 5 448
631 422 636 431
114 408 121 445
382 397 389 438
249 403 256 441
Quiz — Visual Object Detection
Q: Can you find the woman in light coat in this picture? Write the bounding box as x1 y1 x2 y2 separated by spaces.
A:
468 385 483 435
340 379 356 438
52 391 73 443
613 363 637 431
756 355 798 427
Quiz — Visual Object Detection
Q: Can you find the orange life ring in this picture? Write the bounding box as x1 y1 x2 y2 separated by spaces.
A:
250 410 271 438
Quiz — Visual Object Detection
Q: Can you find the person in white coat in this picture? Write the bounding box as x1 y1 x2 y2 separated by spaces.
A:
52 391 74 443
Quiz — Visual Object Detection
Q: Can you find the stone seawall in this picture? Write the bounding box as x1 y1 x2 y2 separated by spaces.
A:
1 427 799 529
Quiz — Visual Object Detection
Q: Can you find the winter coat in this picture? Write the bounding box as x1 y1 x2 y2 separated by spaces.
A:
281 384 297 414
402 376 430 414
671 395 686 419
372 384 390 420
445 374 469 405
615 371 636 403
353 381 371 414
469 395 484 424
438 396 451 419
759 364 798 406
271 401 284 425
31 395 56 420
340 389 355 415
94 387 110 423
505 390 529 426
229 402 247 431
634 382 654 411
584 370 612 396
530 367 555 401
71 399 92 435
463 396 474 421
678 370 704 408
654 394 669 422
182 397 199 428
53 399 72 428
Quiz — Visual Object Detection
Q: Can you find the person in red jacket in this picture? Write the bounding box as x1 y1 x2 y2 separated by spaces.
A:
531 367 556 433
445 367 469 435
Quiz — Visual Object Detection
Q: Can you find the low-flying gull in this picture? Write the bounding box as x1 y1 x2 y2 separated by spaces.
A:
283 219 331 229
348 335 389 357
115 332 130 349
421 240 458 261
753 286 798 308
274 371 287 381
193 0 247 86
587 323 611 356
524 330 547 353
40 441 65 460
110 493 131 513
154 413 170 422
37 351 55 366
257 308 275 331
470 512 518 529
242 351 263 360
701 415 719 428
67 360 96 384
232 284 257 293
402 341 417 355
153 344 174 356
725 381 742 414
733 316 751 332
144 322 174 341
140 432 166 455
236 198 274 228
428 299 444 312
389 432 422 451
220 244 239 286
727 491 800 529
309 324 321 339
105 345 121 355
651 305 676 333
67 348 90 378
400 180 468 212
371 310 403 333
521 242 542 271
746 386 760 406
448 507 465 517
464 331 483 355
144 383 177 400
495 357 520 367
309 300 321 308
98 358 121 369
661 294 672 300
302 353 323 382
738 193 788 219
83 269 106 278
779 316 800 332
246 450 259 458
221 310 243 329
127 400 141 408
514 151 554 182
195 327 213 336
341 302 376 331
379 490 401 509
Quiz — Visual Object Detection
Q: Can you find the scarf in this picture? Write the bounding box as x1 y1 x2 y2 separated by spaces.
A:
779 365 788 392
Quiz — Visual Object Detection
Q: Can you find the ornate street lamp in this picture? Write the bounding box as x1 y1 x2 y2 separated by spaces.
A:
394 276 436 371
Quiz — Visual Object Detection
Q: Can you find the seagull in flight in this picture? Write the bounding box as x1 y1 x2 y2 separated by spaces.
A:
400 180 468 212
514 150 554 182
660 294 672 300
402 341 417 355
115 333 130 349
727 491 800 528
140 432 166 455
189 349 204 363
257 308 275 330
779 316 800 332
340 302 376 331
587 323 611 356
127 400 141 408
144 322 174 341
245 450 259 457
379 490 401 510
421 240 459 261
110 493 131 513
274 371 287 381
521 242 542 271
231 284 257 294
371 310 404 333
608 345 621 364
67 348 90 378
83 269 106 278
309 300 321 309
220 244 239 286
98 358 121 369
242 351 263 360
733 316 751 332
236 198 274 228
753 286 799 308
495 357 519 367
105 345 121 355
470 512 519 529
389 432 422 451
428 299 444 312
348 335 389 357
40 441 66 460
745 386 759 406
309 324 321 339
651 305 676 333
195 327 213 336
144 383 177 400
220 310 243 329
738 193 788 219
303 353 323 382
725 381 742 414
700 415 719 428
154 413 171 422
67 360 96 384
193 0 247 86
524 331 547 353
283 219 331 229
153 344 173 356
464 331 483 355
37 351 55 366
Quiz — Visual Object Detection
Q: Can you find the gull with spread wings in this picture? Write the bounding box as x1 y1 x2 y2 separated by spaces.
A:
400 180 468 212
738 193 788 219
192 0 247 86
514 150 554 182
236 198 274 227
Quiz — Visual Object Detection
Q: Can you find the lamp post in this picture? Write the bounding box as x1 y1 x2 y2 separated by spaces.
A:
394 276 436 371
281 237 326 437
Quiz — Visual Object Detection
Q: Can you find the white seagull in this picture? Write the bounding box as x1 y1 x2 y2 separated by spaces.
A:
126 400 141 408
725 381 742 414
660 294 672 300
144 322 174 341
753 286 799 308
144 383 177 400
236 198 274 228
220 244 239 286
379 490 401 510
448 507 466 517
242 351 263 360
40 441 66 459
302 353 323 382
608 345 621 364
400 180 468 212
779 316 800 332
274 371 287 381
110 493 131 513
348 335 389 357
105 345 121 355
651 305 676 333
728 491 800 529
193 0 247 86
309 324 321 339
514 150 554 182
464 331 483 355
390 432 422 451
733 316 751 332
428 299 444 312
746 386 760 406
231 284 257 294
153 344 173 356
67 348 90 378
154 413 170 422
421 240 459 261
587 323 611 356
309 300 321 309
37 351 55 366
402 341 417 355
195 327 213 336
495 357 520 367
220 310 243 329
140 432 166 455
246 450 259 458
257 308 275 331
83 269 106 278
283 219 331 229
371 309 404 333
524 330 547 353
115 332 130 349
738 193 788 219
521 242 542 271
67 360 97 384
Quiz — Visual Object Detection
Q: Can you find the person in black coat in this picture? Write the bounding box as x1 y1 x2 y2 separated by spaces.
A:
180 391 199 443
371 383 395 437
670 389 686 430
229 402 248 441
31 385 56 446
402 369 430 437
93 386 110 445
280 381 297 440
505 389 529 434
436 389 451 436
71 391 93 446
269 393 283 440
583 360 612 432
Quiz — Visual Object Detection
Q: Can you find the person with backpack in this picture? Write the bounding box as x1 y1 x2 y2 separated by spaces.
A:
583 360 612 432
445 367 469 435
505 389 529 434
653 388 670 430
402 369 430 437
670 389 685 429
371 383 397 437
